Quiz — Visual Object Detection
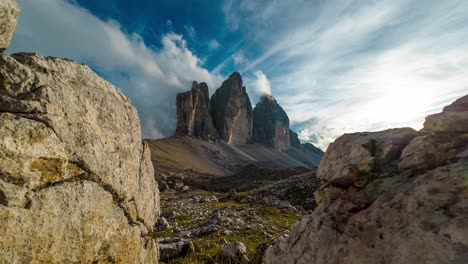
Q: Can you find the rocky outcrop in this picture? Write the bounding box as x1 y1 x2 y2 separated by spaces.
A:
289 129 302 149
317 128 419 187
0 51 160 262
175 81 218 141
0 0 20 52
211 72 253 145
424 95 468 132
253 95 291 151
264 95 468 264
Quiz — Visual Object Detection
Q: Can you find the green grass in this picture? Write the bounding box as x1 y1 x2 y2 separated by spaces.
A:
156 200 301 264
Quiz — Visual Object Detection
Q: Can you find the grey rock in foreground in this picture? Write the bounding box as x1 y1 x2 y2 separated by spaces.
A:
0 0 20 52
210 72 253 145
264 95 468 264
0 51 160 263
159 240 194 261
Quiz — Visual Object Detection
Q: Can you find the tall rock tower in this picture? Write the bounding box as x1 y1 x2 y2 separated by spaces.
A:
175 81 219 141
210 72 253 145
253 94 291 151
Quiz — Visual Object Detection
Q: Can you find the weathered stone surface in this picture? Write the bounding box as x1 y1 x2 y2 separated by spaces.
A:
0 52 159 263
317 128 418 187
218 241 248 259
265 162 468 264
424 95 468 132
264 95 468 264
0 0 20 52
399 133 468 173
159 240 194 261
0 181 158 263
175 81 219 141
210 72 253 145
253 95 291 151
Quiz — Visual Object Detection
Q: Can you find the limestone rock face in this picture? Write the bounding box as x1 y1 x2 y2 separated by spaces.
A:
253 95 291 151
264 95 468 264
0 52 160 263
175 81 219 141
0 0 20 52
210 72 253 145
424 95 468 132
317 128 418 187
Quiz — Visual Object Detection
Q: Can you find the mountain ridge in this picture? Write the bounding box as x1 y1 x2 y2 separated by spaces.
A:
170 72 324 168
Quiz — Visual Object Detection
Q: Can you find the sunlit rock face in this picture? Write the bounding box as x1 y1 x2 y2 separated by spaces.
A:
253 95 291 151
0 7 160 261
264 94 468 264
175 81 219 141
0 0 20 52
210 72 253 145
424 95 468 132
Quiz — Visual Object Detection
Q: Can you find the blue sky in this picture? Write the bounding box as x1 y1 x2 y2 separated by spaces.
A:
8 0 468 150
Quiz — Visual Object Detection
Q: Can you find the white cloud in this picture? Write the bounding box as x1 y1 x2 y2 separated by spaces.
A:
253 70 272 95
232 52 246 65
9 0 223 138
224 0 468 150
184 25 196 39
209 39 220 49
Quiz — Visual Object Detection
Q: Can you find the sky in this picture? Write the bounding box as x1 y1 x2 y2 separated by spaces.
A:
8 0 468 150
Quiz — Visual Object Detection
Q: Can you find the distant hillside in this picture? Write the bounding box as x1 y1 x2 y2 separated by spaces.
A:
146 136 322 176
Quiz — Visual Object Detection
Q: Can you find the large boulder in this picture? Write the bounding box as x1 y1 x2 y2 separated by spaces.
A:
317 128 418 187
264 162 468 264
0 0 20 52
424 95 468 132
0 52 160 263
253 95 291 151
264 95 468 264
175 81 219 141
210 72 253 145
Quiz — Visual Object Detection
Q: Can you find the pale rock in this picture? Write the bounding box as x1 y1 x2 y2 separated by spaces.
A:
263 95 468 264
0 51 159 263
0 0 20 52
317 128 418 187
219 241 248 259
424 95 468 132
264 162 468 264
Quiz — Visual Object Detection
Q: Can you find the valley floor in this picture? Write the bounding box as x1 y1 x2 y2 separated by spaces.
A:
153 166 319 264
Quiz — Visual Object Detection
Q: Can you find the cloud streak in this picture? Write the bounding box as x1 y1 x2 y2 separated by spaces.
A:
223 0 468 150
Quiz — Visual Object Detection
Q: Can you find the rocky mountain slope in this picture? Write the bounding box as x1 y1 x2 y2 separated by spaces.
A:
171 72 324 168
264 95 468 263
146 137 313 176
0 3 160 263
